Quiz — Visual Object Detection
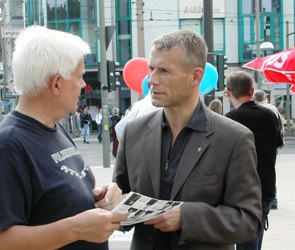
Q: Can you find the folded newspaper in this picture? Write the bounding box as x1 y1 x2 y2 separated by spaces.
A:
112 191 183 226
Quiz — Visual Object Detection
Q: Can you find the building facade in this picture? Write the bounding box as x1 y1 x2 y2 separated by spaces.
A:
1 0 294 125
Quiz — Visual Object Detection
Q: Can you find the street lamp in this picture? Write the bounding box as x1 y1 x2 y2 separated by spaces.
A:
257 41 274 88
260 42 274 55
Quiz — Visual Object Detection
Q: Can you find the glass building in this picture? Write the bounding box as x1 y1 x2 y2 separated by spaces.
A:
24 0 133 109
1 0 294 124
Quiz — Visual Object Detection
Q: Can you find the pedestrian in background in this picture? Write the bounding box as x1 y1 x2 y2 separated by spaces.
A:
96 108 103 143
115 93 161 142
254 89 285 210
225 71 282 250
208 98 223 114
75 106 83 136
110 107 121 157
80 105 92 143
254 89 285 148
113 30 262 250
0 26 126 250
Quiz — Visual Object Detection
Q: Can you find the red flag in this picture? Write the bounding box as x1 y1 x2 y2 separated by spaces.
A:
243 47 295 85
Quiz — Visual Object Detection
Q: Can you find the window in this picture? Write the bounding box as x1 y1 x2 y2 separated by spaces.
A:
45 0 96 66
117 0 129 18
214 19 224 52
47 0 56 21
68 0 80 19
116 0 132 64
241 0 281 15
238 0 283 62
56 1 67 20
179 18 225 54
180 19 201 34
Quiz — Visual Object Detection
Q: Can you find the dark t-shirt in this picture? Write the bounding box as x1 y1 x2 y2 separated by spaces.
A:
0 110 108 250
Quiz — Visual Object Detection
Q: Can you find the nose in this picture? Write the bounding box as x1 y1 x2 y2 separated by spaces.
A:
81 79 86 89
148 71 158 89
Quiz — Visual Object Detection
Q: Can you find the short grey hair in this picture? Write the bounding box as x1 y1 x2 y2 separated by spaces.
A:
151 30 208 69
226 71 254 99
253 90 266 103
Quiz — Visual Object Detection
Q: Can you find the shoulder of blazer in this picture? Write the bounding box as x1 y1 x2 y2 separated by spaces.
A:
204 105 252 139
127 109 163 128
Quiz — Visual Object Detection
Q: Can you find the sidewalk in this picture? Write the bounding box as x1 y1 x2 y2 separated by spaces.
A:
262 153 295 249
74 133 295 250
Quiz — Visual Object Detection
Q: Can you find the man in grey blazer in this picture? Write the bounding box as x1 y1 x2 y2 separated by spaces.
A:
113 30 262 250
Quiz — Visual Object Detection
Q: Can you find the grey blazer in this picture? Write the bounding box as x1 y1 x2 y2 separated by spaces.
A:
113 102 262 250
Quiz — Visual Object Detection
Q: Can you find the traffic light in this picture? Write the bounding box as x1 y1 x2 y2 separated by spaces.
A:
216 54 228 91
98 61 120 92
107 60 116 91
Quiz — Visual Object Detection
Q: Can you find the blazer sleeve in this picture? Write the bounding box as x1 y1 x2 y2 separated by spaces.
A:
112 124 131 194
179 129 262 246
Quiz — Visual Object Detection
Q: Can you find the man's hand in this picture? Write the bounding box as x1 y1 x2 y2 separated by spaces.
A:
144 207 181 232
0 209 128 249
93 183 123 210
71 208 127 243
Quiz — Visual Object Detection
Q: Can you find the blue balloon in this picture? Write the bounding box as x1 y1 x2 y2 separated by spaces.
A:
141 75 149 96
200 63 218 95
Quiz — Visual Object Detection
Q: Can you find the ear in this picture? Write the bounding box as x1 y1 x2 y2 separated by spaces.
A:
192 67 204 87
49 74 62 96
249 87 254 96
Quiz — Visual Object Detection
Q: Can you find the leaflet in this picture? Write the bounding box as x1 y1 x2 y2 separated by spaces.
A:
112 191 183 226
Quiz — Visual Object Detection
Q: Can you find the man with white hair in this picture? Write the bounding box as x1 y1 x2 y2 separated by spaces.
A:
0 26 126 249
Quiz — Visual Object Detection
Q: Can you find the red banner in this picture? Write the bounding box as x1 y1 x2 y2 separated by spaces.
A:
243 47 295 85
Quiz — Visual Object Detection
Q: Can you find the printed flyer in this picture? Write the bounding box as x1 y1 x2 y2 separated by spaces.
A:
112 192 183 226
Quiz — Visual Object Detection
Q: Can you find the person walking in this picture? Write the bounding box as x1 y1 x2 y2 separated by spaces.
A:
113 30 262 250
254 89 285 210
110 107 121 157
225 71 282 250
96 108 103 143
254 89 285 149
208 98 223 114
0 26 127 250
80 105 92 143
115 93 161 142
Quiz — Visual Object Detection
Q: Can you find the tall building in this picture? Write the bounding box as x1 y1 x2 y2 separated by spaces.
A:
1 0 294 126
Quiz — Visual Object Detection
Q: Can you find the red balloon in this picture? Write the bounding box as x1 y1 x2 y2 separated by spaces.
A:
123 57 149 93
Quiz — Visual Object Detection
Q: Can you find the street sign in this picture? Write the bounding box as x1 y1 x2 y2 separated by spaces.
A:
1 28 23 38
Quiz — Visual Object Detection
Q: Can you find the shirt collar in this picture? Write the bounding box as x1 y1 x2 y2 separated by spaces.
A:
161 100 208 132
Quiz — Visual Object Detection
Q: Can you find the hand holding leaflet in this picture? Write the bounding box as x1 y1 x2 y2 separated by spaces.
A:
112 192 183 226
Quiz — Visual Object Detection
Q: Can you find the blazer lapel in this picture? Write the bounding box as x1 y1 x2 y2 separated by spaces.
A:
170 131 210 200
142 110 163 199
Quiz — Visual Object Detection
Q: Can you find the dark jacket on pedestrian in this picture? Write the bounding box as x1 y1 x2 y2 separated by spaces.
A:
226 101 281 201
